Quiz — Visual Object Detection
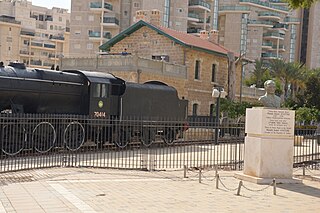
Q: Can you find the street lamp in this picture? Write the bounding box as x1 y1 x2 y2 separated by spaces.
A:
212 86 227 144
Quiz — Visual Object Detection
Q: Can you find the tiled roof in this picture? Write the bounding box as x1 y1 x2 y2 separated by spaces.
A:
99 20 232 57
158 26 230 56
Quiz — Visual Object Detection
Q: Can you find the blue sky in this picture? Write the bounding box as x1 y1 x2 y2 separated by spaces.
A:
32 0 71 11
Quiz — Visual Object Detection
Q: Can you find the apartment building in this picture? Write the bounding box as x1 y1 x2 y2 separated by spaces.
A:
69 0 121 57
0 0 70 69
69 0 215 57
295 2 320 69
217 0 300 73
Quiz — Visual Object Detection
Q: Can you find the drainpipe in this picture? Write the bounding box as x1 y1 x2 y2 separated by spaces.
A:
137 69 141 83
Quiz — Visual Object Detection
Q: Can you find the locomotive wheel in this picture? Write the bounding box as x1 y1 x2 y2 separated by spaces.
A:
32 122 56 153
162 128 177 145
113 128 130 148
64 122 85 151
1 124 26 156
141 128 156 147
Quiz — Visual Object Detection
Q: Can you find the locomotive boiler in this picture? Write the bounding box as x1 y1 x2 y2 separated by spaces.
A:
0 62 188 155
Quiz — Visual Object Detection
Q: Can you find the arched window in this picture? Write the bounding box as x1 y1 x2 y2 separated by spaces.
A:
209 104 215 116
194 60 200 80
192 103 198 116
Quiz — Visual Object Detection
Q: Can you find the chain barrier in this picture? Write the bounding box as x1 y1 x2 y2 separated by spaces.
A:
241 181 273 192
218 176 238 191
182 165 277 195
184 166 278 196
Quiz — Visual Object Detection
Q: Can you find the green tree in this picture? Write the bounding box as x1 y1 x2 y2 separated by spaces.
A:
268 59 288 98
286 0 318 8
252 59 269 88
289 63 306 100
245 59 270 88
295 107 320 124
220 99 254 119
298 68 320 110
268 59 304 101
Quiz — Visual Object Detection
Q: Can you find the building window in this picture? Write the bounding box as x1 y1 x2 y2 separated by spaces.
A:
75 30 81 35
9 27 11 31
211 64 216 82
50 25 53 30
194 60 200 80
59 17 62 22
192 103 198 116
152 55 169 62
209 104 215 116
133 2 140 8
124 11 128 16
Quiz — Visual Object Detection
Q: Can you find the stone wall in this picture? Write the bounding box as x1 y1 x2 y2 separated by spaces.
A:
109 26 185 65
185 49 229 115
61 55 188 99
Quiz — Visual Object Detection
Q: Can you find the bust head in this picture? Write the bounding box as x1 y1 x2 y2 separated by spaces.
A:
264 80 276 95
259 80 281 108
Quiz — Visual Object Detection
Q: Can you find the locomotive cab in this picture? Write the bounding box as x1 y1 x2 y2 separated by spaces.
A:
63 70 125 118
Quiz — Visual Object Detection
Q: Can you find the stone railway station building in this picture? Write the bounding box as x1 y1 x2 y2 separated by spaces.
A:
62 16 245 116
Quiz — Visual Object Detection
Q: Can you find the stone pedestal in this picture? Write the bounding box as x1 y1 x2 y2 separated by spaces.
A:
235 108 301 184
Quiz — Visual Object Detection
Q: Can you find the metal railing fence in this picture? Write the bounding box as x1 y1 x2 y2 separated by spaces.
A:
0 114 319 173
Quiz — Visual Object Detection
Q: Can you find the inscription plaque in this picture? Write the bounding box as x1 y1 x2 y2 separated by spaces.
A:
263 110 294 136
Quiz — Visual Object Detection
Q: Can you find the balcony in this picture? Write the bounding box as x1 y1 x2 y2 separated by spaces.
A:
49 35 65 41
44 44 56 49
247 20 274 28
188 12 200 22
90 2 113 12
89 31 112 40
239 0 289 13
269 0 288 5
261 52 282 59
197 17 210 24
30 42 56 49
102 17 119 28
272 23 289 31
188 0 211 12
20 30 35 37
0 15 21 25
30 60 42 66
271 44 285 51
263 32 285 40
187 28 201 34
45 16 53 21
258 11 281 21
19 50 29 55
283 17 300 24
48 53 58 60
219 5 250 14
262 41 273 49
89 31 101 39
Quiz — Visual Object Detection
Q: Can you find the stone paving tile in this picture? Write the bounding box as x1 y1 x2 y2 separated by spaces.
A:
0 168 319 213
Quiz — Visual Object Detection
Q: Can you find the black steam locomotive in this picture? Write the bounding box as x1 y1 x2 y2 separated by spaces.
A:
0 62 188 155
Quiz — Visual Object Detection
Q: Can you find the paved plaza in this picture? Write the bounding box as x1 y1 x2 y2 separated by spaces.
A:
0 167 319 213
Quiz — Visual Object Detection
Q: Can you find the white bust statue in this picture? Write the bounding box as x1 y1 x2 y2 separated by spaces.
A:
258 80 281 108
